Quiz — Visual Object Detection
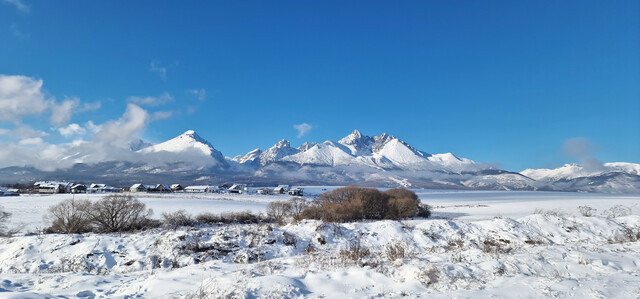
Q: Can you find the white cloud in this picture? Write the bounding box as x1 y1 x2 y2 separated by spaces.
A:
152 111 173 120
78 101 101 112
86 121 102 134
127 92 173 107
95 104 149 148
0 75 49 122
293 123 313 138
58 123 86 138
150 60 167 80
3 0 29 13
50 98 77 126
18 137 43 146
187 88 207 101
0 75 100 126
0 124 48 138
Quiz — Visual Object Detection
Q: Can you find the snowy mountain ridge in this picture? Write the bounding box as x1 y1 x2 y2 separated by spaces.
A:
0 129 637 193
521 162 640 181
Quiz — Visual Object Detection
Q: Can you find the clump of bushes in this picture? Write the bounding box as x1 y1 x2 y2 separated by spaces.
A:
46 194 157 234
266 197 309 225
162 210 272 228
302 186 430 222
0 205 12 237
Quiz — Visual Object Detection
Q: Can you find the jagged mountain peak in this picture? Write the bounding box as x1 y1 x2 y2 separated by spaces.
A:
338 129 374 156
258 139 300 166
338 129 366 144
138 130 227 166
232 148 262 164
298 142 317 152
274 139 291 148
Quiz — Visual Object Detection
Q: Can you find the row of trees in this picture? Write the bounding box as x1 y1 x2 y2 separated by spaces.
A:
9 186 430 235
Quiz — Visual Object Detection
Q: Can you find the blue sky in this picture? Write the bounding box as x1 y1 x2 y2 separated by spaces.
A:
0 0 638 171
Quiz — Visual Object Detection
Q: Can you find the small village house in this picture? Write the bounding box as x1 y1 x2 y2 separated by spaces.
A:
184 185 218 193
288 187 304 196
153 184 172 193
130 184 149 193
273 185 290 194
257 187 273 195
71 184 87 194
170 184 184 192
228 184 247 194
35 181 72 194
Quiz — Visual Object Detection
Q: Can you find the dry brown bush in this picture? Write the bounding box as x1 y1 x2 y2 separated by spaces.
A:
266 200 292 225
303 186 428 222
46 199 94 234
89 194 152 233
0 205 11 236
340 238 370 265
162 210 195 228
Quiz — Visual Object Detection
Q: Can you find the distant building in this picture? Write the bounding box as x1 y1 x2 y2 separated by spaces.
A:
153 184 172 193
71 184 87 194
257 187 273 195
170 184 184 191
88 184 122 193
130 184 149 193
228 184 246 194
273 185 290 194
288 188 303 196
35 181 72 194
184 185 218 193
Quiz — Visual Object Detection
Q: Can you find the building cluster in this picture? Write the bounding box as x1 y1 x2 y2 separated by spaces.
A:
33 182 123 194
128 183 304 196
14 181 304 196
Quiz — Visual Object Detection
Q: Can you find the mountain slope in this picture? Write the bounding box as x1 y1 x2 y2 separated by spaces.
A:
139 130 228 167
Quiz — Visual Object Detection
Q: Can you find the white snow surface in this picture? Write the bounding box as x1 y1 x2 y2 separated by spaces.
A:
1 189 639 298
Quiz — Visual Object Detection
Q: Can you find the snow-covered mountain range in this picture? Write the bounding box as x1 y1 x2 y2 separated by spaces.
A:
0 129 638 193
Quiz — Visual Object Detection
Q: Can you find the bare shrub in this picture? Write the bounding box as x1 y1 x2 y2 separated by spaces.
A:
162 210 196 228
340 238 370 265
482 238 514 256
603 205 631 218
0 205 11 236
533 208 566 217
195 212 222 224
289 197 308 221
385 241 410 262
524 238 545 245
417 203 432 218
418 266 440 287
46 199 94 234
220 211 270 224
578 205 597 217
608 226 640 243
90 194 152 233
282 231 297 247
195 211 270 225
267 200 292 225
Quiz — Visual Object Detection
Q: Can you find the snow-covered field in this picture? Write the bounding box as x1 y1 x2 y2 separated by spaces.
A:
1 189 639 298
